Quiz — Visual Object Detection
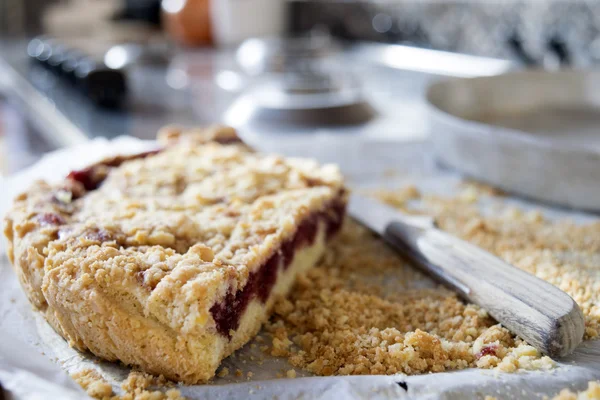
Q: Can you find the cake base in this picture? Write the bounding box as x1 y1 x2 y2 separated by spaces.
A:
42 220 332 383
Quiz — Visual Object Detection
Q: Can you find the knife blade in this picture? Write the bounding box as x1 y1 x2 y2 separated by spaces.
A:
348 193 584 358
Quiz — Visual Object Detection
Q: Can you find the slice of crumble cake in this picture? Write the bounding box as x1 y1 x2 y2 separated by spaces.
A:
4 126 347 383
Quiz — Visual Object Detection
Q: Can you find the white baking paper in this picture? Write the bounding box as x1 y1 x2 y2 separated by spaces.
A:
1 136 599 400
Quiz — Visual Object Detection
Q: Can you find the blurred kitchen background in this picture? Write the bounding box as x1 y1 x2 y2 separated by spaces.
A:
0 0 598 175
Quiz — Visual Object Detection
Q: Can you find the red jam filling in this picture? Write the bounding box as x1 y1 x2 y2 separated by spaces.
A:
64 137 238 194
476 344 498 359
37 213 66 226
212 136 243 145
210 197 346 337
84 228 113 243
66 150 161 192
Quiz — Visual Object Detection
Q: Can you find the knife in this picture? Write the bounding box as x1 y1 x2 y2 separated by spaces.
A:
348 194 584 358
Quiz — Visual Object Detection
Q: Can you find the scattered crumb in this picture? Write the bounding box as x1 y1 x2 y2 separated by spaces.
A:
552 381 600 399
121 371 154 392
119 370 183 400
247 371 253 378
369 185 420 213
71 369 113 399
286 369 297 379
264 182 599 377
71 369 185 400
217 367 230 378
235 369 243 378
460 180 505 197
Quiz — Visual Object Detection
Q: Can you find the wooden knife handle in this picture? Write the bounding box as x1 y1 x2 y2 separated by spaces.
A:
385 221 584 358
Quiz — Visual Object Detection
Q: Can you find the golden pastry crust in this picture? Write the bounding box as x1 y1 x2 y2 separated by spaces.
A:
4 126 347 383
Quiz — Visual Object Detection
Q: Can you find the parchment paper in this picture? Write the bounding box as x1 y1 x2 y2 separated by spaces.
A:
1 135 600 400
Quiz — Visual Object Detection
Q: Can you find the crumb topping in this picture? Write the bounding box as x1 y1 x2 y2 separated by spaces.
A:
265 182 599 376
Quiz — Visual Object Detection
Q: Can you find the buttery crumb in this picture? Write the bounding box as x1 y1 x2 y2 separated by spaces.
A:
72 368 185 400
552 381 600 399
460 180 505 197
217 368 230 378
165 389 184 400
235 369 243 378
266 182 599 377
369 185 420 213
119 370 184 400
71 368 113 399
286 369 297 379
121 371 153 392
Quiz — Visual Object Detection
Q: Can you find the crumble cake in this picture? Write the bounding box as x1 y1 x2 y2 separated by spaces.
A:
3 126 347 383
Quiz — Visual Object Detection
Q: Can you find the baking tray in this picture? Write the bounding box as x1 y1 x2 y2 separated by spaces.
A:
426 69 600 212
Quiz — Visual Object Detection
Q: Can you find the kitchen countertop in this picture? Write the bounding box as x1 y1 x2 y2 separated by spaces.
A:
0 37 515 178
0 38 204 147
0 38 460 150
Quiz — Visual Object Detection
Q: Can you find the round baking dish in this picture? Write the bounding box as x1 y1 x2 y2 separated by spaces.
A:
426 69 600 211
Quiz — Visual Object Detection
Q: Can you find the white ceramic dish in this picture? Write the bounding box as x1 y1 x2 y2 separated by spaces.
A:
426 69 600 211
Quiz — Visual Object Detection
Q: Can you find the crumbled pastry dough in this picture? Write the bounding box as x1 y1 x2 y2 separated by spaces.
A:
71 369 185 400
286 369 297 378
266 182 598 376
71 369 113 399
552 381 600 400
